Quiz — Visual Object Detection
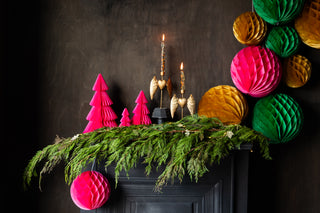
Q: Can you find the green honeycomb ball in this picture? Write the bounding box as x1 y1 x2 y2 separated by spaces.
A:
253 0 305 25
265 26 300 58
252 93 303 144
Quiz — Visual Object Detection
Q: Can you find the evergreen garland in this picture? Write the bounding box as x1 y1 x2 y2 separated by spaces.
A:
23 115 271 192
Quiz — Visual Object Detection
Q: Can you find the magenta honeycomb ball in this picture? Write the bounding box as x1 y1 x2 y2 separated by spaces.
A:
231 46 282 98
70 171 111 210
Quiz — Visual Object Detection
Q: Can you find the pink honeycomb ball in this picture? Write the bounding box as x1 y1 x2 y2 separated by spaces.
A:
231 46 282 98
70 171 111 210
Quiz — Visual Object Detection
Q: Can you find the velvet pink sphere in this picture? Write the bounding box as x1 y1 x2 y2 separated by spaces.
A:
70 171 111 210
231 46 282 98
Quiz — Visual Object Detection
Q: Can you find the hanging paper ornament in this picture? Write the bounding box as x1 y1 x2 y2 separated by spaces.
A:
295 0 320 49
233 11 267 45
252 93 303 144
265 26 300 58
198 85 248 125
70 171 111 210
231 46 282 98
283 55 312 88
253 0 305 25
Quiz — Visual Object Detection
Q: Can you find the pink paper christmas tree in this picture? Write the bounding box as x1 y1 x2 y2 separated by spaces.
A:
132 90 152 125
83 74 118 133
119 108 131 127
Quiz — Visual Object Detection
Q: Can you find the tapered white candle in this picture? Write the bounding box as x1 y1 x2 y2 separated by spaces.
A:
180 62 185 94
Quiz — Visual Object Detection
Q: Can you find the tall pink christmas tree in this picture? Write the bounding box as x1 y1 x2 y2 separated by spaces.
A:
119 108 131 127
132 90 152 125
83 74 118 133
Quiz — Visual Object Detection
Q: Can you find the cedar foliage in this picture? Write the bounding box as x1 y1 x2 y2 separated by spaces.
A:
23 115 271 192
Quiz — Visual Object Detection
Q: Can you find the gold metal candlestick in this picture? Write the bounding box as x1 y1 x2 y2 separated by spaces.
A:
179 62 186 118
170 62 196 119
149 34 172 109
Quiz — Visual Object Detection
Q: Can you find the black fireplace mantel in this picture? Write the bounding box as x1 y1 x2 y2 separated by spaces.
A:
81 145 252 213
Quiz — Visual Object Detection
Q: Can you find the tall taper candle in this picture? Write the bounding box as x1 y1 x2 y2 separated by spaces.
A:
160 34 165 77
180 62 185 94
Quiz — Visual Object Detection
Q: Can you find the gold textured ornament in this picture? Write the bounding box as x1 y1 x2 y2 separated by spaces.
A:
150 76 158 100
166 77 173 98
187 94 196 116
283 55 312 88
158 79 166 90
233 11 267 46
170 94 179 118
295 0 320 49
198 85 248 125
178 98 187 108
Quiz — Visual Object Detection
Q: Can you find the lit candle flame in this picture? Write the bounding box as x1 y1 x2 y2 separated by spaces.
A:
162 34 165 42
180 62 184 70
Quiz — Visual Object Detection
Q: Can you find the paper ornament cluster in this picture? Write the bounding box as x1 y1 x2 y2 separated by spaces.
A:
198 85 248 125
70 171 111 210
252 93 303 144
84 74 152 133
226 0 317 143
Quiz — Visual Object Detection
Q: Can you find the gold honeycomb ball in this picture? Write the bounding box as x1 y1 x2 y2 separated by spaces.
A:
198 85 248 125
283 55 312 88
295 0 320 49
233 11 267 45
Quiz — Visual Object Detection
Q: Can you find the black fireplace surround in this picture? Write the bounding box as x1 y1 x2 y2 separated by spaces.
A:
81 145 251 213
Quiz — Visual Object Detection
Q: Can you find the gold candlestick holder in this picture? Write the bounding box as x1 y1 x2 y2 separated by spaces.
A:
170 63 196 119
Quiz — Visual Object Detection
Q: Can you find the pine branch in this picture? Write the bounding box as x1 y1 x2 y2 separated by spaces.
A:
23 115 271 191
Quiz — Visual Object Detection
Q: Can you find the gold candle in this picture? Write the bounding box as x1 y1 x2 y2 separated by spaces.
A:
160 34 165 77
180 62 185 94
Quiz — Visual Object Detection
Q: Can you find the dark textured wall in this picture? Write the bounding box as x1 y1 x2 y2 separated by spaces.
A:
3 0 320 213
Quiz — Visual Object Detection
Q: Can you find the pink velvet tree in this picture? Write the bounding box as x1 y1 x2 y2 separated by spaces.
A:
119 108 131 127
83 74 118 133
132 90 152 125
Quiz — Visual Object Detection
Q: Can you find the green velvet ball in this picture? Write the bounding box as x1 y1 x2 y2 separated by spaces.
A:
265 26 300 58
253 0 305 25
252 93 303 144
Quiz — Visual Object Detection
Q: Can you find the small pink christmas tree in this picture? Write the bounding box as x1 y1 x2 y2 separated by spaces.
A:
132 90 152 125
83 74 118 133
119 108 131 127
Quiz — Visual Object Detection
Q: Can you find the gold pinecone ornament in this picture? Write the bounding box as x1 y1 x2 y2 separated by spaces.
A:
283 55 312 88
295 0 320 49
233 12 267 46
198 85 248 125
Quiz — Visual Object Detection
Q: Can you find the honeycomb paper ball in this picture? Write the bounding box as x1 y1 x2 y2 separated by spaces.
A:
70 171 111 210
265 26 300 58
283 55 312 88
231 46 282 98
198 85 248 125
253 0 305 25
295 0 320 49
233 11 267 45
252 93 303 144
